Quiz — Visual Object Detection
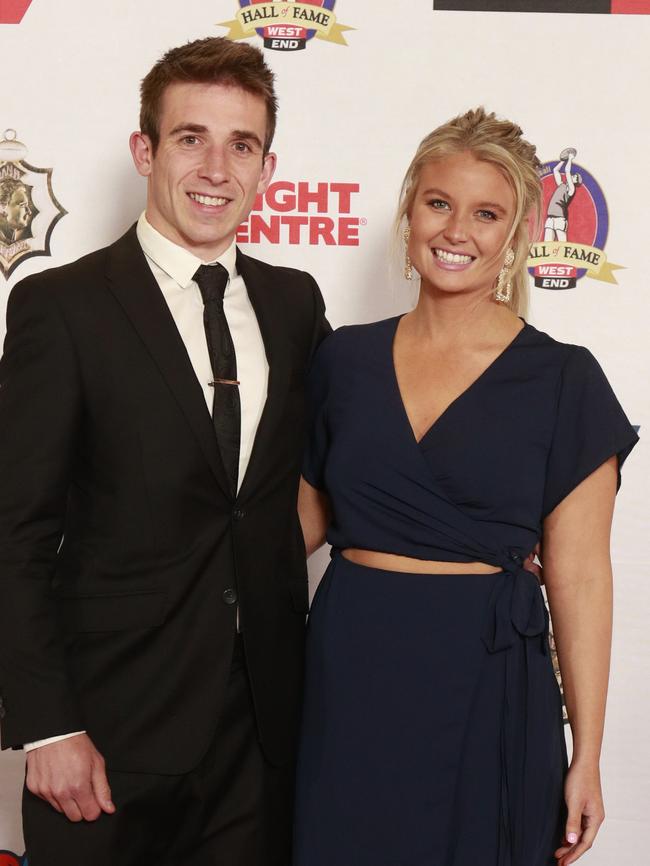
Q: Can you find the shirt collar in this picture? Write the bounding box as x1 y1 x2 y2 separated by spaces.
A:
136 212 237 289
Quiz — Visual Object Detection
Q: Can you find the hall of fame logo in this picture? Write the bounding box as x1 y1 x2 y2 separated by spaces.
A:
0 0 34 24
527 147 623 290
219 1 354 51
0 130 67 280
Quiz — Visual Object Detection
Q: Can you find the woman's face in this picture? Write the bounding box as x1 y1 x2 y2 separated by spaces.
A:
407 151 516 301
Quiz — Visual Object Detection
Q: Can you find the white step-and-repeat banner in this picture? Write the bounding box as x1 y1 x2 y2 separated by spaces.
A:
1 1 648 863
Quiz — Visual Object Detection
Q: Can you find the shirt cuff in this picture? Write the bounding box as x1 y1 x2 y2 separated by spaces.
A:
24 731 86 752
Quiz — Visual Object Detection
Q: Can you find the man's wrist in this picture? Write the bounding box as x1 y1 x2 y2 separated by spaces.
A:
24 731 86 752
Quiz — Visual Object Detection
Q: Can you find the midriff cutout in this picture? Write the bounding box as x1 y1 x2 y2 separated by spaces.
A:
341 549 502 574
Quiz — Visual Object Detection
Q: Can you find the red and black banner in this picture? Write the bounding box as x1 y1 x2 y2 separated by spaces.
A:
434 1 650 12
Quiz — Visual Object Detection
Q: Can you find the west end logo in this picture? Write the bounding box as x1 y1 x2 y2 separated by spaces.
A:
0 130 67 280
528 147 623 290
219 1 354 51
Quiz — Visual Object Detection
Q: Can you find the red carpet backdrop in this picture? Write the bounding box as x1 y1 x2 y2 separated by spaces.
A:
1 1 648 862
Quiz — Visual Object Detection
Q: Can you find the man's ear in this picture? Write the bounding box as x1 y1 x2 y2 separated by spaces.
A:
130 132 155 178
257 151 277 195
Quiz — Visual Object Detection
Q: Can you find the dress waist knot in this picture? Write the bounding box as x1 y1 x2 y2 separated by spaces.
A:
481 554 549 655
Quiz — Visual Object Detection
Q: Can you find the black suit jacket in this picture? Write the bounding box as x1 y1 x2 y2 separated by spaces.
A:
0 225 329 774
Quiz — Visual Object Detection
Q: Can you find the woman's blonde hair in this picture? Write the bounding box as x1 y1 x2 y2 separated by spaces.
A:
397 107 542 316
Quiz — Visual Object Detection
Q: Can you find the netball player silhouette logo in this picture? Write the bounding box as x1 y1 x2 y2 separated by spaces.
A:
528 146 623 290
543 147 583 244
0 130 67 280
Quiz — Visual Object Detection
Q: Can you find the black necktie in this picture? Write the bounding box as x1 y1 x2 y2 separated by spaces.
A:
194 264 240 496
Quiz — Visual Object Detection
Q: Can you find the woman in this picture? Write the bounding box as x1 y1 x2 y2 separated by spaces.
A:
293 108 638 866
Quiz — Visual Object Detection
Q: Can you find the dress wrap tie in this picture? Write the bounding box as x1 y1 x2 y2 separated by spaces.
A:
481 555 549 655
480 554 559 866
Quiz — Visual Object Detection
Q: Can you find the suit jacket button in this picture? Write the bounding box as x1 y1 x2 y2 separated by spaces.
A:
232 508 245 521
222 588 238 605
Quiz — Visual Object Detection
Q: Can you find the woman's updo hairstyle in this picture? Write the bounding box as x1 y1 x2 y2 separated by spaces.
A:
397 107 542 316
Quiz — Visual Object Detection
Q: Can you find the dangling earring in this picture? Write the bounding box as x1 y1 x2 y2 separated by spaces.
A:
403 225 413 280
495 248 515 303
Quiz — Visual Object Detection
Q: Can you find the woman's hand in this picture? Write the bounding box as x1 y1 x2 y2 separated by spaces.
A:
555 761 605 865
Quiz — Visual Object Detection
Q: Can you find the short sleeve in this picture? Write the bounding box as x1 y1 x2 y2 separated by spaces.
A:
542 346 638 517
301 332 335 490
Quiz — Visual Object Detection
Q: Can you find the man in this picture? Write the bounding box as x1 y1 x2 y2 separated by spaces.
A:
0 178 33 245
0 37 328 865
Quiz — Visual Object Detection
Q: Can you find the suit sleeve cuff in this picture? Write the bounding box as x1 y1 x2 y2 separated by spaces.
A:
24 731 86 752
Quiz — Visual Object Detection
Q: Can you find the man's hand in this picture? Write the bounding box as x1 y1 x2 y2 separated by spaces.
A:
25 733 115 822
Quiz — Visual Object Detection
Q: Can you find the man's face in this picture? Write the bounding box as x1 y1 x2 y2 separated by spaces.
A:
3 188 31 230
131 81 275 260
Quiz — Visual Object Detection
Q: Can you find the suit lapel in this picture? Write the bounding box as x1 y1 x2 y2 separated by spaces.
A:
105 226 231 496
236 250 292 501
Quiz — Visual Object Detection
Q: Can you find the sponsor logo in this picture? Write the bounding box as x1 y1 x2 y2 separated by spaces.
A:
0 851 27 866
219 1 354 51
547 620 569 724
527 147 623 290
0 1 33 24
433 1 650 14
0 129 67 280
237 179 363 245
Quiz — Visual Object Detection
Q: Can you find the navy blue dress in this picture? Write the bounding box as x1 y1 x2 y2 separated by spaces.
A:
294 317 638 866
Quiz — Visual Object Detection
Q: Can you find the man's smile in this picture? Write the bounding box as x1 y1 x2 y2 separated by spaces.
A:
188 192 230 207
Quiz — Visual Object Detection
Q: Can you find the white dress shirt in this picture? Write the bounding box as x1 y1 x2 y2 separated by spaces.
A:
25 214 269 751
137 213 269 489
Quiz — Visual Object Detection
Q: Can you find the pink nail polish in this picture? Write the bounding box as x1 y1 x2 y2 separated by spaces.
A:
567 832 578 844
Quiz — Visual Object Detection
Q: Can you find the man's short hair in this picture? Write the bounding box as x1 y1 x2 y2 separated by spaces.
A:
0 177 25 208
140 37 278 155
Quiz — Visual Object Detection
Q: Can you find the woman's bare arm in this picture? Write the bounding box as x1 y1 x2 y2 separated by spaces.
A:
543 456 617 865
298 476 331 557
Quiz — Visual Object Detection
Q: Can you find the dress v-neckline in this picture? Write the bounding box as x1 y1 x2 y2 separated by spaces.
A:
389 315 528 447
